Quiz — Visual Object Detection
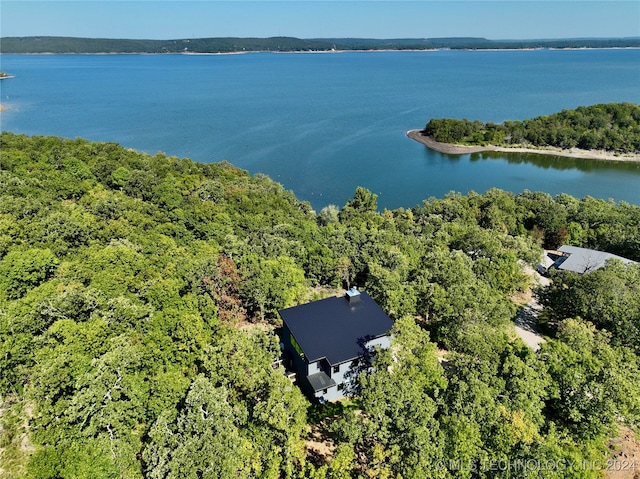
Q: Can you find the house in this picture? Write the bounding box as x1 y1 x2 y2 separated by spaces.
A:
541 245 636 275
279 288 393 403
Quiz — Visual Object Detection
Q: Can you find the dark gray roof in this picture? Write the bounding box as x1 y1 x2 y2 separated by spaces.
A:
279 291 393 365
307 372 336 392
556 245 636 274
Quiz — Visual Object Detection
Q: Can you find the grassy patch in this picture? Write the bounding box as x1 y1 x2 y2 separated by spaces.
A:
0 395 32 479
307 398 360 424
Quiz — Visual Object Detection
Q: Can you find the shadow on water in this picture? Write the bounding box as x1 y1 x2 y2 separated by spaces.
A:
415 144 640 206
421 146 464 163
469 150 640 173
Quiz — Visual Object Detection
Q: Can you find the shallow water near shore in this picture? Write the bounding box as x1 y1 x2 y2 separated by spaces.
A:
1 49 639 209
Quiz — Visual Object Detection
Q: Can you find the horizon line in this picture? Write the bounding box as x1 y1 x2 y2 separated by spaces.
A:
3 35 640 42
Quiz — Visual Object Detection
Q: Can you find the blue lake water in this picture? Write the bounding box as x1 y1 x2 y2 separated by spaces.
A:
1 49 639 209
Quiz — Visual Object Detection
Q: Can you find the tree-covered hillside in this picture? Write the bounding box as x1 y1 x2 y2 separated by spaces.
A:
424 102 640 153
2 36 640 54
1 132 639 478
0 36 335 54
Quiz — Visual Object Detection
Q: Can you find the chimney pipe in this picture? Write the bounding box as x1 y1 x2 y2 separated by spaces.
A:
346 287 361 304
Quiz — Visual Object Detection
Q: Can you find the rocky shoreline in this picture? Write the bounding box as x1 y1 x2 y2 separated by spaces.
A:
407 129 640 163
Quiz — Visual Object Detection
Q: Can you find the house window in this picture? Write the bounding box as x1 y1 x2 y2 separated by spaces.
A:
333 365 339 373
290 333 305 359
337 383 344 391
322 388 328 395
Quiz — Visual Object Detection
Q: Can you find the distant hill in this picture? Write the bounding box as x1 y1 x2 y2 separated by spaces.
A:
0 36 335 54
2 35 640 53
315 37 640 50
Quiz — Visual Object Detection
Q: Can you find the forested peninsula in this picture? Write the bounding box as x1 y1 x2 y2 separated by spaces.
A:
2 35 640 54
1 132 639 478
410 102 640 161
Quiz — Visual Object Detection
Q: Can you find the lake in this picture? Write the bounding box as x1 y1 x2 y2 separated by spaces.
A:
1 49 639 209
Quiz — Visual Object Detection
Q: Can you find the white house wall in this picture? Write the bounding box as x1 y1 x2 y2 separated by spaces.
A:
328 360 351 385
315 384 344 403
308 360 321 375
315 336 393 402
365 335 391 351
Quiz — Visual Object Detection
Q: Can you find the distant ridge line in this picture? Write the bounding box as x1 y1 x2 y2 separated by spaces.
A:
2 36 640 54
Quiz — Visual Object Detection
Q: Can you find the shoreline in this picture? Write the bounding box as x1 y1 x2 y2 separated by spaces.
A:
2 46 639 56
406 129 640 163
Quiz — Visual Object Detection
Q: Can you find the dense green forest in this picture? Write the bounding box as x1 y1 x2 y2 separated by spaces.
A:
0 36 334 54
1 132 639 478
2 36 640 54
424 102 640 153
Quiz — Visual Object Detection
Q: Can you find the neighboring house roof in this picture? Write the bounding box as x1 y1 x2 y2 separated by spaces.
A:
554 245 636 274
279 290 393 365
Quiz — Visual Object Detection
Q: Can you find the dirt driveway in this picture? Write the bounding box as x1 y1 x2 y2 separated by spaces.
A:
514 266 550 351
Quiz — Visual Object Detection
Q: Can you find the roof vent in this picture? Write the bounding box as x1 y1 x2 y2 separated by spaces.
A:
346 287 361 304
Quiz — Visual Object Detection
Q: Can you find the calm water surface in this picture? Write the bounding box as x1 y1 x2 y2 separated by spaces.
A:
1 50 639 209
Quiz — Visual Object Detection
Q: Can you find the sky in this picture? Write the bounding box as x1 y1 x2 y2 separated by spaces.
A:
1 1 639 41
